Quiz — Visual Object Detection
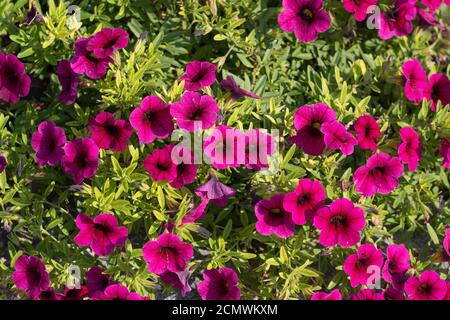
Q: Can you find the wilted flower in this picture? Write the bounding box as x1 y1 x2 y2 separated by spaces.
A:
197 267 240 300
160 269 192 297
195 174 236 206
180 198 209 225
219 75 259 100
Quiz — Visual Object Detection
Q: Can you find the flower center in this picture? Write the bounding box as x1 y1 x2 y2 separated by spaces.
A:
330 214 347 226
1 65 20 89
190 109 203 121
269 207 283 220
190 69 208 83
418 283 431 295
94 223 110 233
218 279 229 296
104 124 118 136
156 162 169 171
299 7 314 21
297 194 310 205
26 265 42 285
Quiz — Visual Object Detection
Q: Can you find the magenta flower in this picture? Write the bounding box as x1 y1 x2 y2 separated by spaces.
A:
291 103 336 155
129 95 174 144
74 213 128 256
398 127 421 171
86 28 129 59
219 75 260 100
169 145 197 188
342 0 378 21
70 37 113 79
0 53 31 104
283 178 325 225
428 73 450 111
86 267 110 299
384 287 405 300
143 233 193 275
62 138 99 184
445 282 450 300
13 255 50 298
311 289 342 300
313 198 365 247
0 154 5 173
353 115 380 151
57 60 79 105
204 126 243 169
88 112 132 152
143 145 177 182
321 121 357 155
421 0 443 11
444 228 450 258
439 139 450 168
171 92 219 132
180 61 216 91
254 193 295 238
180 198 209 225
353 152 404 197
351 289 384 300
417 8 445 30
160 269 192 297
402 58 429 103
278 0 331 43
405 270 447 300
36 288 59 300
31 120 66 167
195 174 236 206
378 0 417 40
244 129 275 170
343 243 384 288
382 244 411 288
197 267 240 300
60 286 88 300
101 284 148 300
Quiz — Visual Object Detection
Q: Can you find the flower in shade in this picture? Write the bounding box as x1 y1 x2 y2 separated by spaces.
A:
382 244 411 289
60 286 88 300
36 288 59 300
204 126 243 169
197 267 240 300
313 198 365 247
180 61 216 91
353 115 380 151
31 120 66 167
254 194 295 239
169 145 197 188
0 154 5 173
143 233 193 275
180 198 210 225
311 289 342 300
404 270 447 300
278 0 331 43
195 174 236 206
87 28 129 59
401 58 429 104
101 284 148 300
417 8 445 31
74 213 128 256
283 178 325 225
24 2 44 25
88 112 132 152
398 127 421 171
62 138 99 184
0 53 31 104
160 269 192 297
353 152 404 197
321 121 357 155
351 289 384 300
219 75 260 100
70 37 113 79
384 287 405 300
13 255 50 298
57 60 79 105
86 267 110 299
342 0 378 21
171 92 219 132
427 73 450 111
343 243 384 288
444 228 450 257
244 129 275 170
129 95 174 144
439 139 450 168
291 103 336 156
378 0 417 40
421 0 443 11
143 145 177 182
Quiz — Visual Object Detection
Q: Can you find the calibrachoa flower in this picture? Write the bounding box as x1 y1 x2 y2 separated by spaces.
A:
282 178 325 225
86 267 110 299
0 154 5 173
57 60 79 105
204 126 243 169
311 289 342 300
195 174 236 206
74 213 128 256
62 138 99 184
417 7 445 30
321 121 358 155
244 129 275 170
439 139 450 168
101 284 148 300
36 288 59 300
401 58 429 103
0 52 31 104
353 115 380 151
398 127 421 171
353 152 404 197
60 286 88 300
197 267 240 300
342 0 378 21
171 92 219 132
86 28 129 59
180 198 209 225
351 289 384 300
70 37 113 79
169 145 197 188
88 112 132 152
143 145 177 182
444 228 450 258
129 95 174 144
404 270 447 300
254 193 295 238
382 244 411 288
383 287 405 300
143 233 193 275
219 75 260 100
427 73 450 111
31 120 66 167
13 255 50 298
278 0 331 43
291 103 336 155
313 198 365 247
160 269 192 297
180 61 216 91
378 0 417 40
421 0 443 11
343 243 384 288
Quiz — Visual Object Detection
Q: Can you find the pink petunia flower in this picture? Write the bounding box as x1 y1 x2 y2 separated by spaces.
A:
321 121 358 155
60 286 88 300
404 270 447 300
313 198 365 247
171 92 219 132
88 112 133 152
353 152 404 197
417 8 445 31
62 138 99 184
382 244 411 289
0 53 31 104
421 0 442 11
311 289 342 300
31 120 66 167
36 288 59 300
129 95 174 144
195 174 236 206
351 289 384 300
57 60 79 105
160 269 192 297
142 233 193 275
86 267 110 299
86 28 129 59
197 267 240 300
0 154 5 173
291 103 336 156
70 37 113 79
401 58 430 104
439 139 450 168
244 129 275 170
342 0 378 22
169 145 197 188
219 75 260 100
204 126 243 169
398 127 421 171
353 115 380 151
282 178 325 225
74 213 128 256
180 198 210 225
278 0 331 43
427 73 450 111
101 284 148 300
378 0 417 40
343 243 384 288
13 255 50 298
384 287 405 300
254 193 295 238
180 61 216 91
444 228 450 257
144 145 178 182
